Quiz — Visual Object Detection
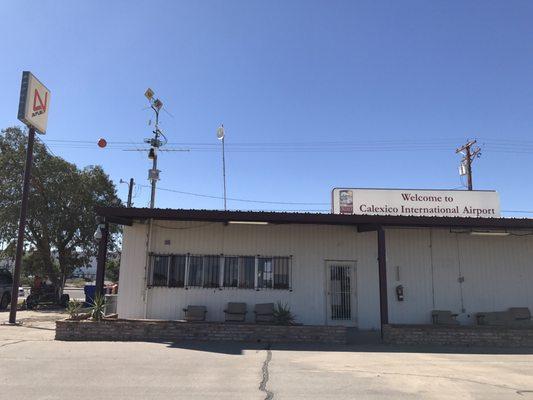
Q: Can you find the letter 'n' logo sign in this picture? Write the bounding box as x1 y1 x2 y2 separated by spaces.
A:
32 89 48 113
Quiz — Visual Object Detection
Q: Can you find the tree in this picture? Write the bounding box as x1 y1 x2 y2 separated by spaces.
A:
21 249 57 278
105 258 120 283
0 127 122 288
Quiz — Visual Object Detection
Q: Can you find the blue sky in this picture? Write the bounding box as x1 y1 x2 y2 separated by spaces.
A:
1 1 533 214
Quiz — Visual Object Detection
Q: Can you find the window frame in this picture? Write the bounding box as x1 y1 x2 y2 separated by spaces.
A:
148 253 292 290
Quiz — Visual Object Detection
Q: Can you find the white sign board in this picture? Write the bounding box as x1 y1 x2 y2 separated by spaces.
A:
332 188 501 218
17 71 50 134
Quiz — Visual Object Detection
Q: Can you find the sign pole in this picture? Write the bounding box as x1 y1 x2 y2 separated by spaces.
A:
10 71 50 324
9 127 36 324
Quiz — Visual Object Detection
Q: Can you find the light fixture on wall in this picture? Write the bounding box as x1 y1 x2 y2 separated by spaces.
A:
93 223 106 240
470 230 510 237
228 221 269 225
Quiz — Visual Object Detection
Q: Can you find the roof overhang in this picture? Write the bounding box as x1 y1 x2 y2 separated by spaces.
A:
95 207 533 231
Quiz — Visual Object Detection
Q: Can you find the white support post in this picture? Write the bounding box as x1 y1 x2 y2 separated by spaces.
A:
184 254 190 288
254 256 259 290
219 255 224 288
166 256 171 286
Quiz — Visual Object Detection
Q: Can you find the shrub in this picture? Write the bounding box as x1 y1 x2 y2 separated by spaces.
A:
273 302 296 325
90 294 106 321
66 300 83 320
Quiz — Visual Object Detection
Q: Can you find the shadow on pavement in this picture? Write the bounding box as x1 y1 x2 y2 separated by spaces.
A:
163 340 533 356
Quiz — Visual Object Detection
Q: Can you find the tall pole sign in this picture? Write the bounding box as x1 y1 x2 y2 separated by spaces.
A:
17 72 50 134
9 72 50 324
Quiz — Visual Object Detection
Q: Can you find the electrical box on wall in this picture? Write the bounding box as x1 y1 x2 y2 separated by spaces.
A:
396 285 404 301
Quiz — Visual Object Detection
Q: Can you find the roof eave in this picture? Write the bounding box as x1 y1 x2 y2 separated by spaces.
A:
95 206 533 230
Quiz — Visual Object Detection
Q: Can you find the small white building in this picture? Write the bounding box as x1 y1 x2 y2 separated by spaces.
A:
97 207 533 331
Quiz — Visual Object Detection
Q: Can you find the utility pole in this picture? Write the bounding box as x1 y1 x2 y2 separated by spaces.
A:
456 140 481 191
127 177 134 208
120 178 135 207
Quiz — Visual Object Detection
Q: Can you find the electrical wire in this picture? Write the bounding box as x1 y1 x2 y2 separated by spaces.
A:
40 136 533 154
136 184 533 215
138 184 329 205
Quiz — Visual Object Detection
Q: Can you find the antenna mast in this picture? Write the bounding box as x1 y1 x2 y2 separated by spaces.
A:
217 125 227 210
144 88 165 208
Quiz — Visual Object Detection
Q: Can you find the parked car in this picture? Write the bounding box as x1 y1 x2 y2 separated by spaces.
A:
0 269 13 310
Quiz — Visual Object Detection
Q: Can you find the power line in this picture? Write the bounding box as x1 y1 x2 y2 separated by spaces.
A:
137 184 329 205
41 137 533 154
137 184 533 214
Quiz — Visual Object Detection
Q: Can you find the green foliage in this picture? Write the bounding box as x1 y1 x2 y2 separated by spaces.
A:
90 294 106 321
67 299 83 320
105 258 120 283
19 275 33 287
22 250 58 278
0 127 122 288
273 302 296 325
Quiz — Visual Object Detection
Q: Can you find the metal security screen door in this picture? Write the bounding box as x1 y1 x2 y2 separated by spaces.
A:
326 262 356 325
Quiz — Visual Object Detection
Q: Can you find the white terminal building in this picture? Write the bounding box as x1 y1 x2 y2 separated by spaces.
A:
96 188 533 331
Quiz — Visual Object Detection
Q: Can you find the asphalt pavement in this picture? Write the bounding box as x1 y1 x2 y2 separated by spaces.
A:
1 311 533 399
20 286 86 300
62 286 85 300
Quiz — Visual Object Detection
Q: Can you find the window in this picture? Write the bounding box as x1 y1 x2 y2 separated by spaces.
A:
149 254 291 290
273 257 290 289
169 255 186 287
152 255 170 286
203 255 220 288
239 256 255 288
188 256 203 287
223 257 239 287
224 256 254 288
257 258 273 289
257 257 290 289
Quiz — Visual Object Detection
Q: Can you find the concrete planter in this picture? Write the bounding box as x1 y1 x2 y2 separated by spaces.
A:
56 319 347 344
383 324 533 347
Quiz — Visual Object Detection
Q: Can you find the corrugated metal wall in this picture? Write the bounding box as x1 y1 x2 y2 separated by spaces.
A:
116 223 148 318
387 228 533 325
117 220 381 329
117 221 533 328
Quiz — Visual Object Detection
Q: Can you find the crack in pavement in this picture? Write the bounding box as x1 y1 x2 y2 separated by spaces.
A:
259 345 274 400
0 340 26 349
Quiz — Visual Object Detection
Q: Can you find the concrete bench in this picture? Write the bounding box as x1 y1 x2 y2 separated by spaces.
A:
477 307 532 327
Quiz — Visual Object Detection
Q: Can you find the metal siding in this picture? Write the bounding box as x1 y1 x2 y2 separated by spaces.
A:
116 224 148 318
120 221 381 329
386 229 434 324
386 228 533 325
430 229 463 316
119 222 533 328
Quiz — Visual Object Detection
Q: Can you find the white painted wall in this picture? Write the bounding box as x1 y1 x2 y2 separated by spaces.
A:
117 221 533 329
116 223 148 319
117 220 381 329
386 228 533 325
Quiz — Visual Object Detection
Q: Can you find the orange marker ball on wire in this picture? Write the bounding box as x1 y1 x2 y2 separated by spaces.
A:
97 138 107 148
